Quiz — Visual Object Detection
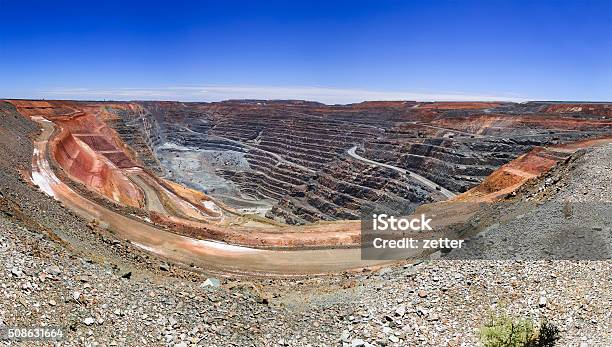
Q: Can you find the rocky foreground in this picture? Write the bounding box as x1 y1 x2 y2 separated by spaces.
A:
0 103 611 346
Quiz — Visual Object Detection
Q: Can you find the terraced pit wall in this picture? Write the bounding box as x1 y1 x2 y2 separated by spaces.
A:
4 99 611 251
51 128 144 207
108 101 612 225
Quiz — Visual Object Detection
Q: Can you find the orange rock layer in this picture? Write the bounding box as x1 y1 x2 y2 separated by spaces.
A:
457 137 612 201
51 129 144 207
431 114 612 135
8 100 145 207
416 102 502 110
546 103 612 117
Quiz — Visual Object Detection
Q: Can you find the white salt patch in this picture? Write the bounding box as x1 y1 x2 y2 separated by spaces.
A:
191 239 261 253
130 241 164 256
31 171 56 198
157 142 197 151
201 200 221 214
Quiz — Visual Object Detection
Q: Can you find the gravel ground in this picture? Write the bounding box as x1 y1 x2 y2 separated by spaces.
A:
449 145 612 261
0 102 610 346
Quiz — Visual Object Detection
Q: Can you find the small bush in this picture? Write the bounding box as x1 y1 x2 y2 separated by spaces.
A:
479 314 560 347
479 314 535 347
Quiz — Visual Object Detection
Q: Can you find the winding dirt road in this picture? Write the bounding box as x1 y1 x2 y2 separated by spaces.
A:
31 117 389 275
347 146 457 199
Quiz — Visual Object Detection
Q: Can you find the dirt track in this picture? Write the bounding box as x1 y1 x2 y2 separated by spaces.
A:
348 145 457 199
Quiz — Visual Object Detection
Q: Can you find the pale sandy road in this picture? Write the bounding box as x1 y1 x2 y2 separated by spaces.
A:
127 172 168 215
30 117 389 275
409 121 489 139
348 146 457 199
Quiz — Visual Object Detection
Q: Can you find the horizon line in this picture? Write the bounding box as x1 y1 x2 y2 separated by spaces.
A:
5 97 612 106
21 85 529 105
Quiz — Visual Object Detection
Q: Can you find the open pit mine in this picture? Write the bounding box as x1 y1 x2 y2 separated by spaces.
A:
5 99 612 274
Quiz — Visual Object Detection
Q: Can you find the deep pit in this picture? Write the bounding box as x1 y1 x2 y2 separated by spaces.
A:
108 100 612 224
7 99 612 254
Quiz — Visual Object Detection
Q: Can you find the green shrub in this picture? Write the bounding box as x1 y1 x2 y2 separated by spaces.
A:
479 314 560 347
479 314 535 347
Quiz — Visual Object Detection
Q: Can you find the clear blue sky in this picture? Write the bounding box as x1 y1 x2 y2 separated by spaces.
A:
1 0 611 103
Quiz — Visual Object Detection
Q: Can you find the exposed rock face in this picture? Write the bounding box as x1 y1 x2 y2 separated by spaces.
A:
544 102 612 117
7 99 612 231
8 100 146 208
107 100 612 224
52 127 144 207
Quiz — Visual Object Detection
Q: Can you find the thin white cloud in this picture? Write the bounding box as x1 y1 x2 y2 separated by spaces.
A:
40 85 525 104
